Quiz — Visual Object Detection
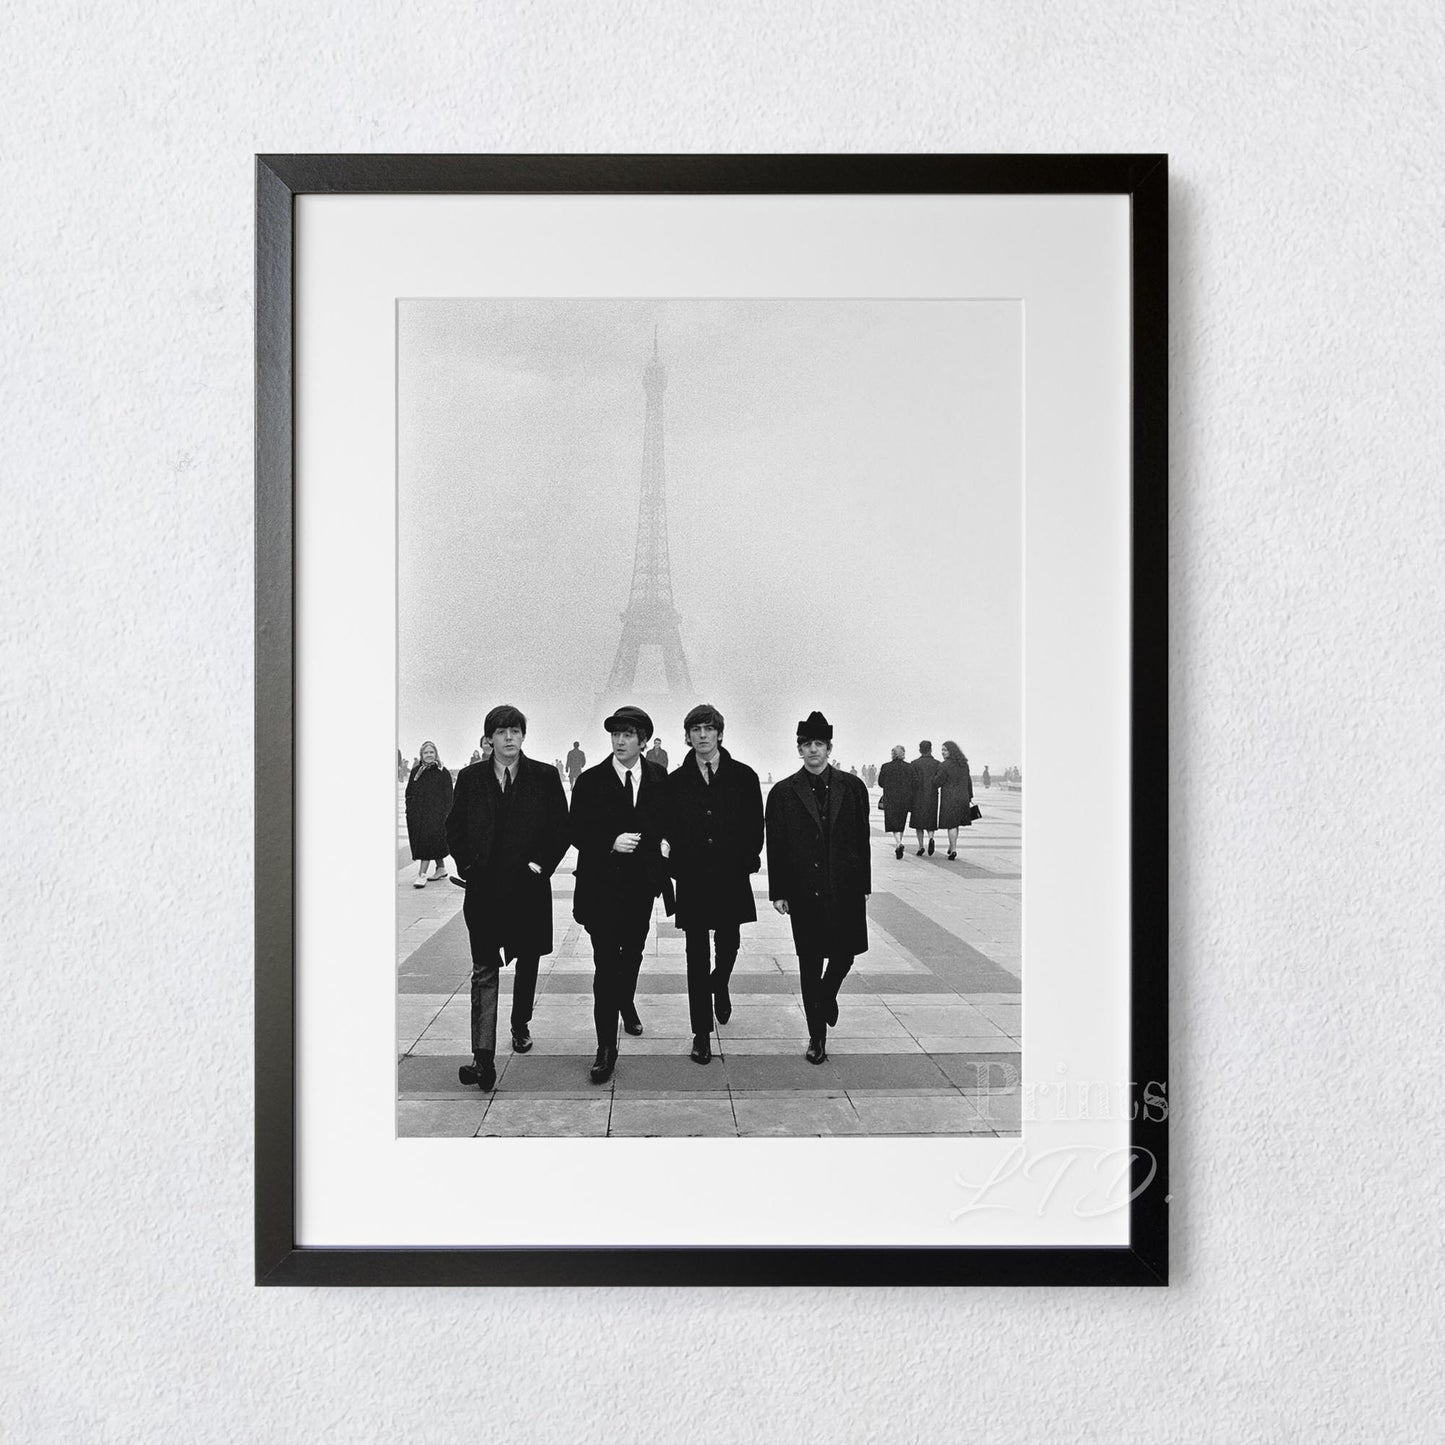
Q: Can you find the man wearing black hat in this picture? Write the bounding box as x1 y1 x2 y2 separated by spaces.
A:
764 711 871 1063
569 705 670 1084
445 704 570 1092
664 703 764 1065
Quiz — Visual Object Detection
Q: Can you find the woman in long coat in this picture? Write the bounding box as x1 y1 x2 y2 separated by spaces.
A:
877 745 913 859
404 740 454 886
935 739 975 861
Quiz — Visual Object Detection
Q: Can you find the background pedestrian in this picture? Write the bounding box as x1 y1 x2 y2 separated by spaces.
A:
909 740 941 855
405 741 454 886
877 744 912 858
936 739 975 860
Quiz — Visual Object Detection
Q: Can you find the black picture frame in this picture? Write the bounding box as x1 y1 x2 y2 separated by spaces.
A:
256 153 1168 1286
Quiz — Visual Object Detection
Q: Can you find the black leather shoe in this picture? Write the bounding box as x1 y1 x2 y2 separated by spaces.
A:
805 1036 828 1065
927 838 935 855
510 1026 533 1053
915 847 925 856
712 979 732 1026
589 1045 618 1084
460 1052 496 1090
690 1033 712 1065
826 995 839 1027
621 1007 644 1037
895 845 904 859
947 851 956 861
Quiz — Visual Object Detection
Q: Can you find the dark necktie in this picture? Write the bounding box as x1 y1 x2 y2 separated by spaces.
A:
705 762 713 785
624 770 634 809
503 766 511 795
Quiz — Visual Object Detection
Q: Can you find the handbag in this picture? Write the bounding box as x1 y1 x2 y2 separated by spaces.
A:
968 802 982 821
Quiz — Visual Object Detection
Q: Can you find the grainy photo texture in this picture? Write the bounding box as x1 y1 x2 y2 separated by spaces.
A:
396 298 1022 1138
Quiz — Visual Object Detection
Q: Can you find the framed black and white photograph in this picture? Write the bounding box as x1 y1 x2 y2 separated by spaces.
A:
256 153 1168 1285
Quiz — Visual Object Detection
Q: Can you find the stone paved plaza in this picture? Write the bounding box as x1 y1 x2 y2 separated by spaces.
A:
397 781 1021 1138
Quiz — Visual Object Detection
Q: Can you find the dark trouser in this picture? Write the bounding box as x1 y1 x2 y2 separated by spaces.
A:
685 924 740 1037
797 952 855 1040
586 900 653 1048
463 894 540 1056
466 948 540 1057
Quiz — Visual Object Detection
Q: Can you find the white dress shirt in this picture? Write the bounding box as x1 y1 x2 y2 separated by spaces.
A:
611 756 641 792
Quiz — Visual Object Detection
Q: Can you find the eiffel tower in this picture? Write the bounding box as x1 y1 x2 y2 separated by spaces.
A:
600 333 694 720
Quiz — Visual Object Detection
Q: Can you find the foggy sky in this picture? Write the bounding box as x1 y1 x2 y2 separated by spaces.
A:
397 298 1021 781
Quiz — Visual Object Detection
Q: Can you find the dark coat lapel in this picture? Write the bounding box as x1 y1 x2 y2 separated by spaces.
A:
789 768 822 832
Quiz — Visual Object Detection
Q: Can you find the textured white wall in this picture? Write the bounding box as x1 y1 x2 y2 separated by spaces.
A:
5 2 1443 1440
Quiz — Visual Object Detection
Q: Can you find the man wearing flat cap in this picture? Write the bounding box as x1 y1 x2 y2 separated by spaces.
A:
764 711 871 1063
664 703 764 1065
445 704 570 1092
570 704 670 1084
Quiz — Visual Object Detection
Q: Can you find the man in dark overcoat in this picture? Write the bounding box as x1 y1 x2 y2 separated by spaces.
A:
909 739 941 856
569 705 670 1084
565 741 586 789
664 703 764 1065
764 711 871 1063
877 744 913 859
445 704 570 1092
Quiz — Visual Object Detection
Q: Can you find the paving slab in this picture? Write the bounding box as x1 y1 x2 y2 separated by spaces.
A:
721 1036 916 1056
888 1009 1009 1038
850 975 969 996
931 1053 1023 1092
527 1035 704 1058
715 1054 842 1090
717 995 807 1014
607 1056 737 1092
406 1036 482 1056
733 1088 851 1100
537 973 799 994
713 1010 817 1039
527 1000 605 1018
477 1099 612 1137
397 1100 488 1138
609 1099 738 1137
974 1004 1022 1033
970 1092 1022 1132
915 1034 1020 1054
411 1023 472 1046
868 892 1020 993
829 1053 956 1091
733 1096 865 1136
872 992 971 1008
847 1095 994 1135
400 1052 602 1096
828 1010 917 1040
398 993 453 1014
